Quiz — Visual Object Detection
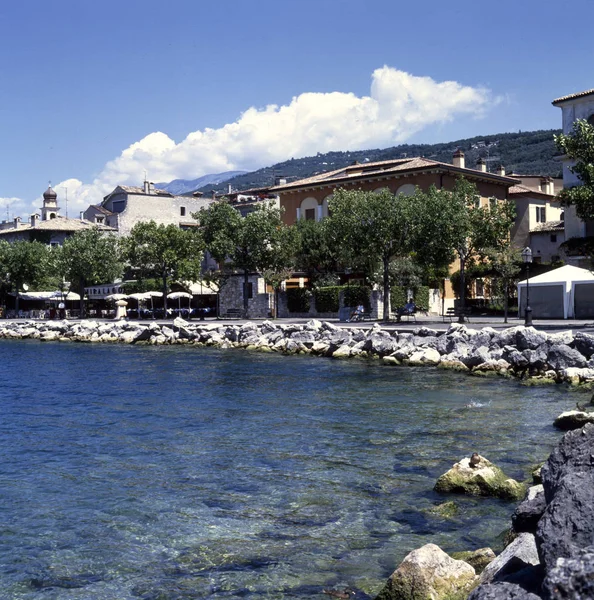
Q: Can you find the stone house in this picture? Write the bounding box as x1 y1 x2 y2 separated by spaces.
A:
0 185 115 246
83 180 215 236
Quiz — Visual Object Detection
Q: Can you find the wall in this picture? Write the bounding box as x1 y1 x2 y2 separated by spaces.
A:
218 274 271 319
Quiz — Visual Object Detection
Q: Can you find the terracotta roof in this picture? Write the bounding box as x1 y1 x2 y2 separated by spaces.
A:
90 204 114 216
270 156 518 192
530 220 564 233
0 217 115 235
508 184 556 198
552 89 594 105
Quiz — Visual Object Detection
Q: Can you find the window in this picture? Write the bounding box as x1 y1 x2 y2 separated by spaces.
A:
536 206 546 222
305 208 316 221
550 234 557 243
475 279 484 297
180 206 186 217
243 282 253 299
96 216 104 224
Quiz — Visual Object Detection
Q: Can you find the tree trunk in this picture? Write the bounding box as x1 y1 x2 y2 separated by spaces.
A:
382 256 390 322
79 280 86 318
458 256 466 323
503 278 509 324
15 287 19 313
162 274 168 316
243 270 249 318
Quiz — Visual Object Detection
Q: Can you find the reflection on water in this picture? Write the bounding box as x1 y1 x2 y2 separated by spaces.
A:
0 341 569 598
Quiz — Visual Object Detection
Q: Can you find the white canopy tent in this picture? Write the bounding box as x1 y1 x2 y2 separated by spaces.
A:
518 264 594 319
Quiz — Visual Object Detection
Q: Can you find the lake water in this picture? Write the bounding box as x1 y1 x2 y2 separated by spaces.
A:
0 340 573 599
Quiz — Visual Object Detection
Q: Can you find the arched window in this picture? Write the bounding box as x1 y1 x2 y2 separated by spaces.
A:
395 183 415 196
300 197 320 221
49 213 56 219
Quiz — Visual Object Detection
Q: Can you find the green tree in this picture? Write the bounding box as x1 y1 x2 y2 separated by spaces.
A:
488 245 522 323
197 201 294 317
121 221 204 314
59 229 123 316
326 188 424 321
439 178 515 321
292 218 339 285
555 119 594 221
2 241 53 312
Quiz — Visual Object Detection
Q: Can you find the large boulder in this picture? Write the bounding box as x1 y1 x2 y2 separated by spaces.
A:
375 543 477 600
536 471 594 572
516 328 548 351
407 348 441 366
540 423 594 502
553 410 594 431
573 332 594 359
541 545 594 600
512 485 546 534
467 582 541 600
434 455 526 501
480 533 541 585
546 344 587 370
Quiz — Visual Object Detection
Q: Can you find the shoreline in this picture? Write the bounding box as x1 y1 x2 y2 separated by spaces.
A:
2 317 594 385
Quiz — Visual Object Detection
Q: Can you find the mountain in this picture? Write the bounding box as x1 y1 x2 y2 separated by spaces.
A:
156 171 246 195
194 129 563 195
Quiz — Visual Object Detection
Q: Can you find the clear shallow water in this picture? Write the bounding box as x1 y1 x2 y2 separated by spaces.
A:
0 340 573 599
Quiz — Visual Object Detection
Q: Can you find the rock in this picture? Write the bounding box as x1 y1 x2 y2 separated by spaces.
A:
407 348 441 366
573 332 594 359
467 582 541 600
332 345 352 359
522 346 549 372
311 341 331 355
536 471 594 572
554 410 594 431
547 344 587 370
427 500 459 518
516 327 548 351
435 455 526 501
365 332 397 356
541 545 594 600
548 330 574 346
451 548 496 574
289 330 316 346
382 356 400 366
540 423 594 502
461 346 492 369
480 533 541 584
375 543 477 600
512 485 546 534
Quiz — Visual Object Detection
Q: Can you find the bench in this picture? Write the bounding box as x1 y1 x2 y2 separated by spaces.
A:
444 307 471 322
393 307 417 322
220 309 243 319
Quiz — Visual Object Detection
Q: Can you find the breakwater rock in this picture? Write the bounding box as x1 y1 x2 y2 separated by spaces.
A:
3 318 594 383
375 424 594 599
0 319 587 378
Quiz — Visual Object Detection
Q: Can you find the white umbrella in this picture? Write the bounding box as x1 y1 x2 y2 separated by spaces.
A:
105 293 128 302
145 291 163 315
127 292 148 316
167 291 192 311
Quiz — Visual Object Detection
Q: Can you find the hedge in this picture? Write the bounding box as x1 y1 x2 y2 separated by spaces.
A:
313 286 341 313
390 285 429 310
286 288 310 313
343 285 371 310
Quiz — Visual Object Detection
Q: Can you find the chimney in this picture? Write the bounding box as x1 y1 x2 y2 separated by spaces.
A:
496 164 506 177
541 177 552 195
149 182 155 194
211 190 217 200
30 213 39 227
13 216 21 229
274 176 287 186
143 179 150 194
452 149 465 169
228 183 232 194
476 158 487 172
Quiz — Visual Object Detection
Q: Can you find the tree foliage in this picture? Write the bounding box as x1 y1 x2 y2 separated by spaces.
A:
121 221 203 312
58 229 123 315
555 119 594 221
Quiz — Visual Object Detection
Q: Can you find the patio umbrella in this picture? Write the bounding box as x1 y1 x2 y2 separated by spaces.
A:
127 292 148 316
146 291 163 314
105 293 129 302
167 291 192 311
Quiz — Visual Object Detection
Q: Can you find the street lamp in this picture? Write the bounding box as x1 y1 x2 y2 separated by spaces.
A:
521 247 533 326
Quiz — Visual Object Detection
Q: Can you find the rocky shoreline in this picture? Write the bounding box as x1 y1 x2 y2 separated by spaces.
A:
374 424 594 600
4 318 594 384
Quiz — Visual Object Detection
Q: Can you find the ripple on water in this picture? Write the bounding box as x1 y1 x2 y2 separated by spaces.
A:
0 341 570 599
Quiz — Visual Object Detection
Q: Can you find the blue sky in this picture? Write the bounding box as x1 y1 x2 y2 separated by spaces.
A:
0 0 591 217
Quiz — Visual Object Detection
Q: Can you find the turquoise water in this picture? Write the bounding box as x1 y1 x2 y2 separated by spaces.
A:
0 340 571 599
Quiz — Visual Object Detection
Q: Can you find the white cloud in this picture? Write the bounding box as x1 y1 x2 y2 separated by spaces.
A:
18 67 496 219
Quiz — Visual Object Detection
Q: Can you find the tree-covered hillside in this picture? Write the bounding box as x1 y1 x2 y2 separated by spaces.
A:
195 129 561 195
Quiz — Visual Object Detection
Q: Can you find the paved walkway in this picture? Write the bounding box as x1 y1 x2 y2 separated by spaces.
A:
4 314 594 334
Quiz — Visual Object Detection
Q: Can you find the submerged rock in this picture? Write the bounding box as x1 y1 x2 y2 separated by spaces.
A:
434 455 526 501
553 410 594 430
450 548 496 575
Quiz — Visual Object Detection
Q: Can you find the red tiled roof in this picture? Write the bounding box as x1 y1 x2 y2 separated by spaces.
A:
552 89 594 105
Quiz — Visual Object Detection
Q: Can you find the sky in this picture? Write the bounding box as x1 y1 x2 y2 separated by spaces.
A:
0 0 592 219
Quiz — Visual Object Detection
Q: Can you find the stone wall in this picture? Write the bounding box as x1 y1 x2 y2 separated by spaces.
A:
218 274 271 318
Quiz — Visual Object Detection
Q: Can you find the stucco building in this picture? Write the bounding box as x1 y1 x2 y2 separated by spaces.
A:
552 88 594 264
0 185 114 245
83 180 215 236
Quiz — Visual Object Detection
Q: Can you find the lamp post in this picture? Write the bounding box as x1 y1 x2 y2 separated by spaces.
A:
522 247 533 326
